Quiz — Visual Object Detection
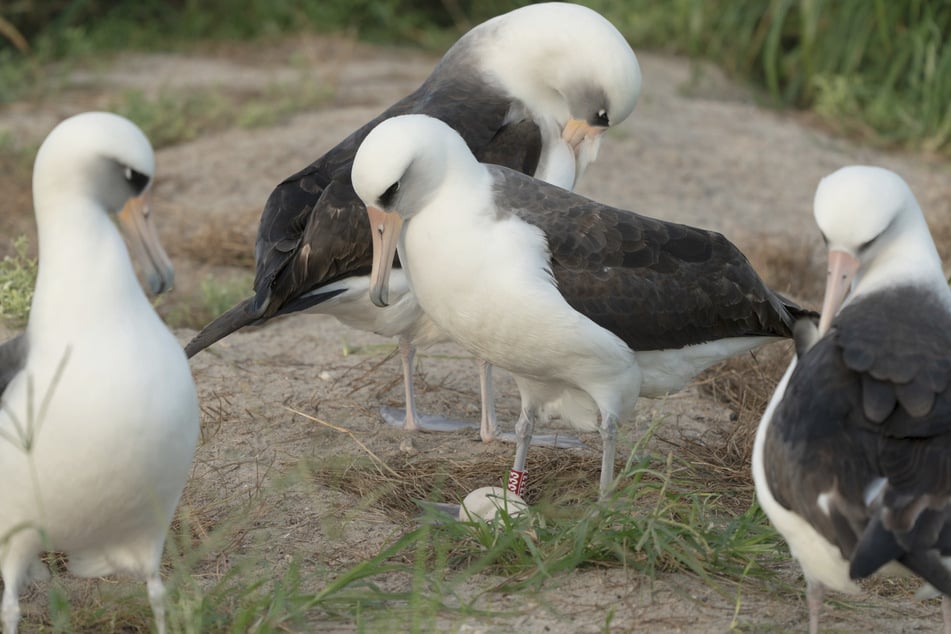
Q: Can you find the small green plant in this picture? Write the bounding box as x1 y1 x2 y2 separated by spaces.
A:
199 275 251 321
0 236 38 327
160 274 253 330
110 81 333 150
112 88 231 149
236 81 335 129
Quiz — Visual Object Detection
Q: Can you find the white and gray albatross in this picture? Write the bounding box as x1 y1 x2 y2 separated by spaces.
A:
183 2 641 446
0 113 199 634
352 114 813 497
753 165 951 634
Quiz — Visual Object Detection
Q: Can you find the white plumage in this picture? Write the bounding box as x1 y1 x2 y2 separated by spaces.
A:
0 112 199 634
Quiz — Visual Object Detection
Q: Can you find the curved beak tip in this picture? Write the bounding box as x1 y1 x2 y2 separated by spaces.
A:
370 288 389 308
148 267 175 296
367 205 401 310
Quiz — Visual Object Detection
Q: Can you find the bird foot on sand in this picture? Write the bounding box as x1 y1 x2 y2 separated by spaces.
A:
490 431 586 449
380 406 480 432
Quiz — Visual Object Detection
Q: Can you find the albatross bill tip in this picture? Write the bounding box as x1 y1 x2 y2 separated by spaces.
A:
116 191 175 295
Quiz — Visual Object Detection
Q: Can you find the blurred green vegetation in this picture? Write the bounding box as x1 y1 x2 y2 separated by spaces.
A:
0 0 525 53
1 0 950 154
0 235 36 326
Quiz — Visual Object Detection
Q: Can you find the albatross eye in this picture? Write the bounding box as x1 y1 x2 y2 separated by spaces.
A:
123 165 151 195
595 109 609 127
379 181 400 208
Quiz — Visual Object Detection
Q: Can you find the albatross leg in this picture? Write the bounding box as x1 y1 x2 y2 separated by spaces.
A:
479 360 500 442
598 411 619 499
479 362 583 448
1 534 44 634
379 337 479 432
146 571 168 634
805 577 824 634
399 337 421 432
380 351 581 445
508 407 536 495
1 570 22 634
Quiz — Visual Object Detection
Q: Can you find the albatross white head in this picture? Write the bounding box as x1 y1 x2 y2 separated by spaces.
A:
32 111 173 295
813 165 944 334
352 114 480 308
467 2 641 187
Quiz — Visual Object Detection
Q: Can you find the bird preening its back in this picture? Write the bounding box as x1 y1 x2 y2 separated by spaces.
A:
0 112 199 634
182 2 642 440
754 166 951 634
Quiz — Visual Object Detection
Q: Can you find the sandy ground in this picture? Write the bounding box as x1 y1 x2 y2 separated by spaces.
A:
2 32 951 633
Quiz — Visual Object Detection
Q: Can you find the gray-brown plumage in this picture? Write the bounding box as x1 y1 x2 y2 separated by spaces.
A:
184 3 640 358
491 166 810 351
351 114 814 497
184 3 642 442
0 334 27 397
764 291 951 594
753 165 951 634
184 73 526 354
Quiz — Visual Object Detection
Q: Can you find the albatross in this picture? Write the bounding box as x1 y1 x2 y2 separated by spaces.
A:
0 112 199 634
753 165 951 634
352 114 812 497
183 2 641 445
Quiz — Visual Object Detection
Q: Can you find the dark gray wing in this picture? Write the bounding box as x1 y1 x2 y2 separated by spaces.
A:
185 57 545 357
489 166 810 351
0 333 27 399
477 119 542 176
764 288 951 592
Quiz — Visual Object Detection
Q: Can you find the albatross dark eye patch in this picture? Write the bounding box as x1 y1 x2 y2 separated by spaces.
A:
124 166 151 195
378 181 400 208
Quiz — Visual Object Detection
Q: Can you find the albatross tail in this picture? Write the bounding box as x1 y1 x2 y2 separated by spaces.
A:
184 297 260 358
184 285 350 358
776 292 818 333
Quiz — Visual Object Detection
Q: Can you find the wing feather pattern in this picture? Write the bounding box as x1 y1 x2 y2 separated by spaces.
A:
489 166 808 351
186 55 546 357
764 289 951 587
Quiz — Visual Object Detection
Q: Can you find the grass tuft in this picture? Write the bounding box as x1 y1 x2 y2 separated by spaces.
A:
113 87 231 149
0 236 37 327
110 81 333 150
311 422 787 608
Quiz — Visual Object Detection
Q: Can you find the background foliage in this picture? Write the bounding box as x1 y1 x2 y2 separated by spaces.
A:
1 1 949 151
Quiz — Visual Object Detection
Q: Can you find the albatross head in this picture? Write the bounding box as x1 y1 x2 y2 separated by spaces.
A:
468 3 641 186
33 112 174 295
352 114 477 308
813 165 940 334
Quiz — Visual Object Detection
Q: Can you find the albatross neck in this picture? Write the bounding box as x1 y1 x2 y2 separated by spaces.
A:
29 197 151 339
